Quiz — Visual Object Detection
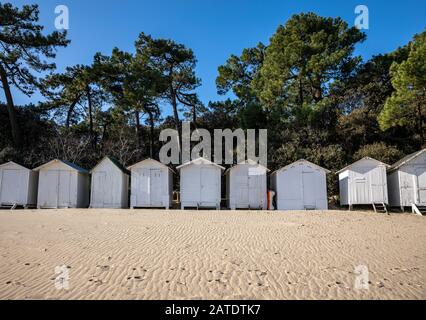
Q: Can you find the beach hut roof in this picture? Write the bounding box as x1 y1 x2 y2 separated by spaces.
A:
271 159 330 175
336 157 389 174
388 148 426 172
176 157 225 171
0 161 30 170
127 158 175 173
34 159 89 173
91 156 130 175
224 159 269 174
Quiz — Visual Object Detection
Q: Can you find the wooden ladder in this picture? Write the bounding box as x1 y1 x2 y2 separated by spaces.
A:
412 204 426 216
372 202 388 214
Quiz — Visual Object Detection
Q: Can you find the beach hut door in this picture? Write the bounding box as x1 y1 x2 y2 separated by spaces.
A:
136 168 151 206
200 167 217 204
236 175 249 206
150 169 163 206
302 171 316 208
0 169 19 204
353 176 368 204
92 172 106 206
248 175 261 208
370 170 386 203
416 167 426 204
43 170 59 207
58 171 71 207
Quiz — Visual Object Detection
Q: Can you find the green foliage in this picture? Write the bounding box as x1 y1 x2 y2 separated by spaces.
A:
216 42 265 102
0 4 423 200
253 12 365 111
0 3 69 146
379 30 426 143
353 142 405 165
0 3 69 95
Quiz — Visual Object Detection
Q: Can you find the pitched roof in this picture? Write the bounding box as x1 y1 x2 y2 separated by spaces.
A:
336 157 389 174
127 158 174 173
271 159 330 175
224 159 270 174
0 161 31 170
388 148 426 172
176 157 225 170
91 156 130 175
34 159 89 173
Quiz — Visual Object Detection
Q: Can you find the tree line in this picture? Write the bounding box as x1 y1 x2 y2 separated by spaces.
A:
0 3 425 197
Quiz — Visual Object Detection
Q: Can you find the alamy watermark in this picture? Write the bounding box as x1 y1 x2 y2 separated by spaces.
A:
159 121 267 167
55 5 69 30
354 265 369 290
54 265 70 290
355 5 369 30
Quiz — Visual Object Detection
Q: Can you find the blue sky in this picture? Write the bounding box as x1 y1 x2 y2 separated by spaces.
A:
5 0 426 116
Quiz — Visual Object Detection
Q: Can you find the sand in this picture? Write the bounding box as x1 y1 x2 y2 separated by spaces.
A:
0 209 424 300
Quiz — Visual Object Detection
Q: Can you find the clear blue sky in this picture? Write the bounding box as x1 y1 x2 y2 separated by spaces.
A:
6 0 426 116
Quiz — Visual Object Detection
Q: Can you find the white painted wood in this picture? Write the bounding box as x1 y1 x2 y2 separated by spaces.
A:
128 158 173 209
0 162 38 207
416 166 426 204
387 149 426 207
178 158 224 209
90 157 129 208
35 159 89 208
226 161 268 210
338 157 389 206
271 159 329 210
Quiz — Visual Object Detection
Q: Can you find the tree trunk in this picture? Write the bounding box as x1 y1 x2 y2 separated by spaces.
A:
192 104 196 125
0 63 23 147
86 85 95 147
170 87 181 152
65 94 82 128
147 109 155 158
298 77 304 107
135 110 141 148
170 88 180 133
418 101 424 143
313 75 323 102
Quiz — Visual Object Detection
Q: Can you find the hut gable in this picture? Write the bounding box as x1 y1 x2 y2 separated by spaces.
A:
128 158 174 172
337 157 389 174
92 156 130 175
34 159 89 173
389 148 426 172
177 157 225 171
0 161 30 171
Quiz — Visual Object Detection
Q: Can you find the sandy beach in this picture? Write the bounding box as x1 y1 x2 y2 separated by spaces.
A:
0 209 424 300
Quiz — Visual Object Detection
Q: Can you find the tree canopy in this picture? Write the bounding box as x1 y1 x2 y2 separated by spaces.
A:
0 5 424 198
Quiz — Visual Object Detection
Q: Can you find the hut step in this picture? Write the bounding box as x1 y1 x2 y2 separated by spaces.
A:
372 202 388 214
412 204 426 216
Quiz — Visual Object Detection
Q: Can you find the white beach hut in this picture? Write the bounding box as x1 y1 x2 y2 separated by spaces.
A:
271 159 330 210
128 158 173 209
337 157 389 211
35 159 90 209
387 148 426 214
0 161 38 208
225 160 269 210
90 156 130 208
177 157 224 210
